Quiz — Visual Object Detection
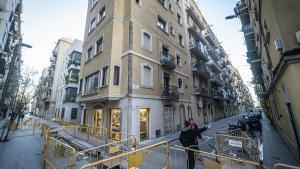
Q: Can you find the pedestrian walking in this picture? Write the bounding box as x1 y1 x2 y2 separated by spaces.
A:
179 120 211 169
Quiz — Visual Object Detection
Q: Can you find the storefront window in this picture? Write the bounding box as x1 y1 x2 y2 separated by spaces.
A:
111 109 121 140
140 108 149 141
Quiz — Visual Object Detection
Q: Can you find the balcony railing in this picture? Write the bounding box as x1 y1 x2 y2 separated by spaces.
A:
65 74 79 84
210 75 224 86
208 60 222 73
242 23 254 35
191 62 210 79
68 59 81 68
160 52 176 70
161 84 179 100
207 47 219 61
193 87 211 97
255 84 267 98
188 24 205 43
186 6 205 30
212 90 229 101
189 40 209 62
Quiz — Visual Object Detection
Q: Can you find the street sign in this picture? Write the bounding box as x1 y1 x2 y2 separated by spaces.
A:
228 139 242 148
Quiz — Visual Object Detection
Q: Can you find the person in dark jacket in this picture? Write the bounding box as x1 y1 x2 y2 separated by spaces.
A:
179 120 210 169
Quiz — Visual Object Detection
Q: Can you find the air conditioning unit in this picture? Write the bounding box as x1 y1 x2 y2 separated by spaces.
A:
274 38 282 51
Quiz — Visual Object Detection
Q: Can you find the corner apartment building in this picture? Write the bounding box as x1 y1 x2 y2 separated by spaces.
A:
78 0 252 142
35 68 50 117
0 0 22 118
232 0 300 159
55 39 83 122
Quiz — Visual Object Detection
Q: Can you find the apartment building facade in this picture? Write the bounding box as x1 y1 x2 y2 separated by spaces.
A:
78 0 252 142
55 39 83 122
35 68 50 117
233 0 300 159
0 0 22 118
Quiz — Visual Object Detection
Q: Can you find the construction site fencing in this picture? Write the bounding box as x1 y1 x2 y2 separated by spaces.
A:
44 136 76 169
169 145 267 169
273 163 300 169
215 129 260 162
80 141 170 169
74 137 137 168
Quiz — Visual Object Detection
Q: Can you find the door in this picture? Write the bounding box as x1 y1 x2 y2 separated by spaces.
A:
163 72 171 95
110 109 121 140
140 108 149 141
61 108 65 119
93 109 103 136
163 107 174 135
83 109 88 124
179 105 185 129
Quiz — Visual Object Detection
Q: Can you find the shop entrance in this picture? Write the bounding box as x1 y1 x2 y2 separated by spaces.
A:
140 108 149 141
110 109 121 140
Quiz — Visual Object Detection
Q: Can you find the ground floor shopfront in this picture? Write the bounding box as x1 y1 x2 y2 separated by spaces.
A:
79 97 191 142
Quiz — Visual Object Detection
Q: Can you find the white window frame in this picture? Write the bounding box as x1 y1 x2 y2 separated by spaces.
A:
100 65 110 87
179 34 184 46
141 29 152 52
177 75 184 93
89 17 96 32
135 0 142 6
157 16 168 33
87 47 93 61
176 53 182 66
170 26 175 36
141 63 154 88
98 6 106 23
95 36 104 54
91 0 98 9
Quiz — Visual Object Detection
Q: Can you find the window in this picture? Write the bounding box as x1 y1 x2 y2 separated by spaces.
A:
71 108 78 120
159 0 165 6
157 16 167 32
170 26 175 36
87 47 93 60
142 31 152 51
176 54 181 66
141 64 153 87
84 72 99 94
179 34 184 46
113 66 120 85
162 45 169 56
178 78 183 90
91 0 98 8
89 18 96 32
177 13 182 24
102 66 109 86
136 0 141 5
99 6 106 21
96 37 103 53
169 3 173 12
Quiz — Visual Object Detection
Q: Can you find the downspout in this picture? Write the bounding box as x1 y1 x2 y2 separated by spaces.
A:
127 21 133 138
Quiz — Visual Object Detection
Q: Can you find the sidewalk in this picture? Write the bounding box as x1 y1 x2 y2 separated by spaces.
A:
0 130 43 169
262 113 300 168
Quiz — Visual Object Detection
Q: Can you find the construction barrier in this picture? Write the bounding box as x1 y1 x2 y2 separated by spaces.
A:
44 136 76 169
169 145 267 169
75 137 137 168
215 129 260 162
80 141 170 169
273 163 300 169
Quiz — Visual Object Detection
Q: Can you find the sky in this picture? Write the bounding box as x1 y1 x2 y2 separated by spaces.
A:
21 0 257 103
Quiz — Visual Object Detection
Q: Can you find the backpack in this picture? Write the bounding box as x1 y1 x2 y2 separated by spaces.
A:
179 132 191 147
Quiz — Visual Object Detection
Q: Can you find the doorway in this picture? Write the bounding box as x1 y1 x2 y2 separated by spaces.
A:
179 105 185 129
61 108 65 119
93 109 103 136
163 106 174 135
82 109 88 125
110 109 121 140
163 72 171 92
140 108 149 141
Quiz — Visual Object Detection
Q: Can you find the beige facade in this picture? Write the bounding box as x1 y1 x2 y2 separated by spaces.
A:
78 0 252 142
234 0 300 159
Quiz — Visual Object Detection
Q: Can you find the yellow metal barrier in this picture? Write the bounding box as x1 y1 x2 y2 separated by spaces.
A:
215 129 260 162
80 141 170 169
274 163 300 169
75 137 137 168
170 145 267 169
44 136 76 169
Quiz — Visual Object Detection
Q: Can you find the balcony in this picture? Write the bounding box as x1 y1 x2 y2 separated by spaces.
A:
255 83 267 98
189 40 209 62
68 59 81 69
64 95 76 103
208 60 221 73
210 75 224 86
193 87 211 97
161 84 179 100
65 74 79 84
186 6 205 30
188 24 205 43
191 62 210 79
160 52 176 70
207 47 219 61
43 96 50 102
203 29 216 46
242 23 254 36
